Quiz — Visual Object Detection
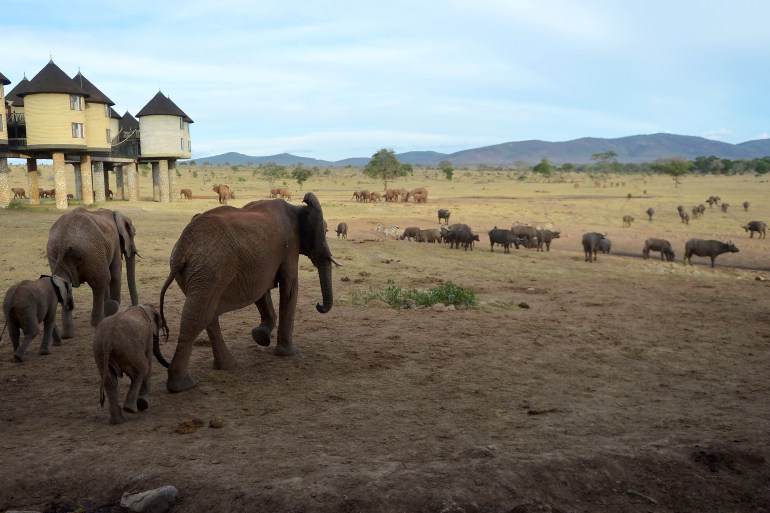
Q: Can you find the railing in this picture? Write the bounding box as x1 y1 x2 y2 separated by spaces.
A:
7 112 25 125
8 138 26 149
111 132 140 158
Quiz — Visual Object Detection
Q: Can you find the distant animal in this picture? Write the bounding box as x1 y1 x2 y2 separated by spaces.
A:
277 188 292 200
643 238 675 262
582 232 606 262
743 201 750 211
93 305 169 425
706 195 721 208
646 208 654 221
416 228 442 243
488 227 521 253
11 187 27 199
369 191 382 202
742 221 766 239
399 227 421 241
683 239 739 268
2 275 74 362
622 215 634 227
212 184 231 205
536 229 560 252
677 205 689 224
179 188 193 200
598 238 612 255
335 222 348 239
438 209 451 225
228 190 236 200
107 189 114 200
408 187 428 203
66 193 74 199
271 188 280 198
721 203 729 213
511 225 538 248
376 222 400 239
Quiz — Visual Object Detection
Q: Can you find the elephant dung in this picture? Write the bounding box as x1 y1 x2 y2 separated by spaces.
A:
120 485 179 513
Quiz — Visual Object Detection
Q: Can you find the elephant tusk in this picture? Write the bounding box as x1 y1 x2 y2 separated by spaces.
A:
330 256 343 267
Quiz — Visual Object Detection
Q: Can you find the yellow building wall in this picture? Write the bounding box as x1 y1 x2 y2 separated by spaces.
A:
25 93 87 150
0 85 6 144
109 117 120 143
139 115 191 159
84 102 111 151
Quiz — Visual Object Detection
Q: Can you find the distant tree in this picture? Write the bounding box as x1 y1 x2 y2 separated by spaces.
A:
291 164 312 190
189 161 197 167
532 157 554 179
439 160 454 181
591 151 621 174
262 162 287 188
650 158 692 185
363 148 406 189
401 163 414 176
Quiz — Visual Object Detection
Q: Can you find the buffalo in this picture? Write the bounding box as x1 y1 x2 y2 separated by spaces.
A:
437 209 451 225
416 228 442 243
646 207 654 221
643 238 675 262
488 228 521 253
582 232 606 262
335 222 348 239
511 225 538 248
536 229 560 252
742 221 766 239
622 215 634 227
399 227 421 241
683 239 739 268
743 201 750 211
443 224 477 250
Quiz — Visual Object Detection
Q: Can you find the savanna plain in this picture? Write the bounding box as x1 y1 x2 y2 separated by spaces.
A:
1 166 769 513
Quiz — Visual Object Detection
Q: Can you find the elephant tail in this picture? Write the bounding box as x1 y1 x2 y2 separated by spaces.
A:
159 263 183 343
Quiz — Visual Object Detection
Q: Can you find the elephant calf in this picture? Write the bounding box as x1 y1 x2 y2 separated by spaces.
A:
93 305 169 425
2 275 74 362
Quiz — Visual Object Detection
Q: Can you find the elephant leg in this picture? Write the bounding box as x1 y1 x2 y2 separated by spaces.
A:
206 317 235 370
104 371 125 424
14 320 39 363
39 316 57 355
274 273 299 357
90 279 110 327
167 297 220 392
251 290 277 347
7 318 21 352
108 255 123 307
52 324 63 346
138 363 151 411
123 373 142 414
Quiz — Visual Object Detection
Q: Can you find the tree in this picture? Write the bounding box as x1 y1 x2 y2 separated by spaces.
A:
291 164 312 190
262 162 287 188
439 160 454 181
532 158 554 180
362 148 406 189
650 158 692 186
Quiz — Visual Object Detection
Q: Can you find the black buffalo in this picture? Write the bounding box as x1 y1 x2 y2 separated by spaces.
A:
488 228 521 253
582 232 606 262
437 209 451 225
536 229 560 252
742 221 766 239
643 238 675 262
683 239 739 268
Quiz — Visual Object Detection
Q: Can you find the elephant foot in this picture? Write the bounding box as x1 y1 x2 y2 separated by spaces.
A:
61 329 74 340
213 355 236 370
251 326 273 347
13 351 26 363
90 315 104 327
274 342 298 357
137 396 149 411
167 374 198 393
39 347 51 356
104 300 120 317
123 401 139 414
109 415 126 425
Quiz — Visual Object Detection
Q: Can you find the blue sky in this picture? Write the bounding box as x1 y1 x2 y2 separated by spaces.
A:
4 1 770 161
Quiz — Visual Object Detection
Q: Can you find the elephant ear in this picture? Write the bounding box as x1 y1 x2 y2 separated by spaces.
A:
51 275 74 311
113 211 138 258
300 192 332 266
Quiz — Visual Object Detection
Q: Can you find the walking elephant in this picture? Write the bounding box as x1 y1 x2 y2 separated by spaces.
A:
2 275 74 362
47 208 139 336
11 187 27 199
179 188 193 200
159 192 340 393
212 184 231 204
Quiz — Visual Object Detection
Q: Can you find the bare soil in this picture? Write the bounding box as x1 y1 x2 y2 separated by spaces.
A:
1 174 770 512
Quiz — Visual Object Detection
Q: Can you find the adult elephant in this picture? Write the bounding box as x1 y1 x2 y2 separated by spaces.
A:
409 187 428 203
12 187 27 199
179 188 192 200
212 184 231 205
159 192 340 393
47 208 139 336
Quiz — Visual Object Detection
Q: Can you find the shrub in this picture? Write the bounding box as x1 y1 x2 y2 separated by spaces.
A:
348 281 477 308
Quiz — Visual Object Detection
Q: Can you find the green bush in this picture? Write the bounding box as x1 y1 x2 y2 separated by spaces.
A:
349 281 477 308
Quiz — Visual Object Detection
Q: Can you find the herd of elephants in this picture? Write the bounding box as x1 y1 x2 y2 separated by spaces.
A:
1 185 767 424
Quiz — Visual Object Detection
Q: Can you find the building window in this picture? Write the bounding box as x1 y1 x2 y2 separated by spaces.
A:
104 104 110 117
180 117 184 129
106 129 112 144
0 114 3 131
72 123 84 138
70 95 83 111
188 140 191 152
181 138 184 150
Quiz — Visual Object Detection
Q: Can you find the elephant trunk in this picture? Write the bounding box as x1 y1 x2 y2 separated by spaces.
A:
315 259 334 314
126 253 139 306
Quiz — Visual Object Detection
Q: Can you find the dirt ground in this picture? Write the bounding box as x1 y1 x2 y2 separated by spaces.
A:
1 173 770 512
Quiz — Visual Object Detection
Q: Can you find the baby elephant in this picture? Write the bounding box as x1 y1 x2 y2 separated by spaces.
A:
2 275 74 362
93 305 169 425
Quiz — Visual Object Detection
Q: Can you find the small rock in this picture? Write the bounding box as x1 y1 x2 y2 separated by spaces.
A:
121 485 179 513
432 303 447 312
526 287 536 292
756 275 767 282
518 302 530 309
340 276 350 282
209 418 226 428
446 304 456 311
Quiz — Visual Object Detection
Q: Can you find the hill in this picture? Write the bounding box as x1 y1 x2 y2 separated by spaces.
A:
190 133 770 167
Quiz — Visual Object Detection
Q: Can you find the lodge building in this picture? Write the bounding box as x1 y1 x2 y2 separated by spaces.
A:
0 60 193 209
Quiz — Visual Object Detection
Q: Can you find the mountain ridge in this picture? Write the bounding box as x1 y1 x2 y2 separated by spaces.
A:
191 133 770 167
